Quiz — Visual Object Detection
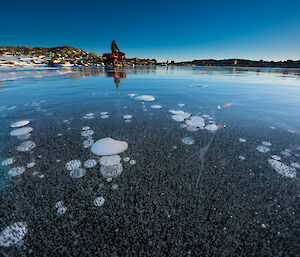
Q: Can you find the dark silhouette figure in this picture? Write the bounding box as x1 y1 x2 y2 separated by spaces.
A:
111 40 120 54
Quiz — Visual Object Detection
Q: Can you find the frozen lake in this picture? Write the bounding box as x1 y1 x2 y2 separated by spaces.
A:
0 66 300 256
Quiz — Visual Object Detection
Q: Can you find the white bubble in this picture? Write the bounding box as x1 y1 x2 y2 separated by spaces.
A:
169 110 185 115
124 119 131 123
262 141 272 146
100 112 108 115
239 156 245 160
69 168 86 179
112 183 118 190
57 206 67 215
86 113 94 116
10 127 33 136
84 159 97 168
287 129 295 133
123 157 130 162
65 160 81 171
81 130 94 137
123 115 132 119
182 136 194 145
26 162 35 168
100 163 123 178
1 157 15 166
94 196 105 207
187 126 199 132
91 138 128 156
177 104 185 107
17 133 31 141
83 138 94 148
256 145 271 153
268 159 296 178
57 133 63 137
10 120 30 128
106 178 112 182
0 222 28 247
186 116 205 127
17 140 36 152
205 124 218 132
82 126 90 131
150 105 162 109
271 155 281 161
202 114 210 118
101 115 109 119
55 201 64 208
270 126 276 130
180 124 187 129
128 94 136 98
8 166 25 176
129 160 136 165
135 95 155 102
99 155 121 166
239 138 246 143
281 151 291 157
291 162 300 169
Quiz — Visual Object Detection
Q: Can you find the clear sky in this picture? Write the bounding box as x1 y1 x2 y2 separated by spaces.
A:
1 0 300 61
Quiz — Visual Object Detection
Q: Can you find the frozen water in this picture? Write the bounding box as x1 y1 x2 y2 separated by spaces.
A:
82 126 90 130
65 160 81 171
100 163 123 178
177 103 185 107
1 157 15 166
10 127 33 136
0 222 28 247
239 156 246 160
239 138 246 143
169 110 185 115
17 141 36 152
100 112 108 115
150 105 162 109
135 95 155 102
10 120 30 128
99 155 121 166
128 94 136 98
256 145 271 153
84 159 97 168
94 196 105 207
91 138 128 156
101 115 109 119
112 183 118 190
287 129 295 133
182 136 194 145
172 115 186 122
268 159 296 178
262 141 272 146
81 130 94 137
8 166 26 176
69 168 86 178
124 119 131 123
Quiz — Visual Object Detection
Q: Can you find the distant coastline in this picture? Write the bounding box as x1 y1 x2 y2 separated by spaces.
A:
1 46 299 68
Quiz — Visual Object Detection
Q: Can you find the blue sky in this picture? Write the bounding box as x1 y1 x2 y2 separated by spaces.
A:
1 0 300 61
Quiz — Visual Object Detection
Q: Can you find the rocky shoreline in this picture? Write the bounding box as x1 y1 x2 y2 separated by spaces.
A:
1 46 299 68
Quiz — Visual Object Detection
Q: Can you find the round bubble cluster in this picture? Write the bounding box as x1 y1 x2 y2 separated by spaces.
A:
99 155 121 166
81 130 94 138
100 163 123 178
268 159 296 178
17 140 36 152
94 196 105 207
84 159 97 168
65 160 81 171
0 222 28 247
8 166 26 176
69 168 86 179
182 136 195 145
1 157 15 166
256 145 271 153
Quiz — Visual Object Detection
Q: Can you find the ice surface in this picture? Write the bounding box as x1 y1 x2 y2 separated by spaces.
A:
94 196 105 207
17 141 36 151
268 159 296 178
100 163 123 178
256 145 271 153
135 95 155 102
65 160 81 171
99 155 121 166
10 120 30 128
8 166 26 176
182 137 194 145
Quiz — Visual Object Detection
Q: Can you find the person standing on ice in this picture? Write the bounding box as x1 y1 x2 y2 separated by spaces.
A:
111 40 120 54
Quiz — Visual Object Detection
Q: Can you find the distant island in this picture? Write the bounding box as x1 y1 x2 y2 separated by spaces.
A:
1 46 299 68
